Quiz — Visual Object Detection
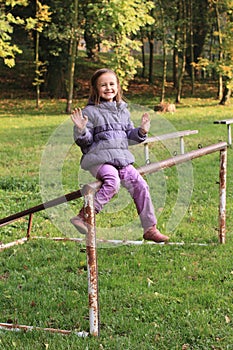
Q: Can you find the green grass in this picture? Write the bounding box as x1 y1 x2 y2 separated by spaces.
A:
1 94 233 349
1 241 233 349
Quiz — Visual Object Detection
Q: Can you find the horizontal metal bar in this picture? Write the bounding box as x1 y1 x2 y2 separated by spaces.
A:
0 189 82 227
143 129 198 144
0 237 28 251
27 236 212 246
0 142 227 228
138 142 227 176
214 119 233 125
0 323 88 337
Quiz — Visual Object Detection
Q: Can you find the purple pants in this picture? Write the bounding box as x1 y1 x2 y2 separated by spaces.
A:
89 164 157 231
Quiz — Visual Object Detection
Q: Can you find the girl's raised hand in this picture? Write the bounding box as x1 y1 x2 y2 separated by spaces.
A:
71 108 88 133
140 112 150 134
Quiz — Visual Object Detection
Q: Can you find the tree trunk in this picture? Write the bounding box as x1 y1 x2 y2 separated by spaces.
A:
219 84 232 105
46 56 66 98
148 38 154 84
84 29 98 61
176 50 186 103
34 0 40 109
66 0 79 114
215 3 223 100
161 47 167 103
176 0 187 103
35 29 40 109
159 1 167 102
189 0 195 94
173 35 179 89
173 5 179 89
141 37 146 78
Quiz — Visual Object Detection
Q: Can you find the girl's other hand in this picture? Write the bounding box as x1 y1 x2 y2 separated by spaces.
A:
140 112 150 134
71 108 88 132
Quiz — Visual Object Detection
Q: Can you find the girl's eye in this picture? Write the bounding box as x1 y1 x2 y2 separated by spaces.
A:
99 82 116 87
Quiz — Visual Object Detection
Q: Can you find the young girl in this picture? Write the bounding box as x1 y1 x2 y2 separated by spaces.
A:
70 68 169 243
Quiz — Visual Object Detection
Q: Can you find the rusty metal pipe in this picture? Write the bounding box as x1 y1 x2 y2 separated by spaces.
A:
0 322 88 337
219 148 227 243
138 142 227 176
0 189 83 227
1 143 226 228
27 213 33 239
83 184 100 337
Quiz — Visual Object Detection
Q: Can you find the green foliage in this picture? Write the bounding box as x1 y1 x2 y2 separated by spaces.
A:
0 0 50 70
195 0 233 91
5 0 28 5
35 1 51 32
0 0 32 67
0 13 23 67
88 0 154 89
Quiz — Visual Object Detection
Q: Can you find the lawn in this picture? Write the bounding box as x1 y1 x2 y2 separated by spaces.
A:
1 93 233 349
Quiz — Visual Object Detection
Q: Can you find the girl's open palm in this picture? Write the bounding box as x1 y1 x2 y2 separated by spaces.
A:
140 113 150 134
71 108 88 132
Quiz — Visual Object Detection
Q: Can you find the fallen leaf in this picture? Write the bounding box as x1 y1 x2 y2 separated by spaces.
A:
30 300 36 307
0 272 9 280
182 344 190 350
147 278 154 287
225 315 231 323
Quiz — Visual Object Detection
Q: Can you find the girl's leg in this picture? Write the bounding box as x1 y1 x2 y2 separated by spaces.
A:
118 164 156 231
71 164 120 233
119 165 169 242
90 164 121 213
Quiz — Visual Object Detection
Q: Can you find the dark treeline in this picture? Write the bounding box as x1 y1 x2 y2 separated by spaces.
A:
0 0 232 110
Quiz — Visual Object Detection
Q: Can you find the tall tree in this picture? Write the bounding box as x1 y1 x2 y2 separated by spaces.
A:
66 0 79 113
193 0 233 104
185 0 210 76
146 7 156 84
31 0 51 108
156 0 176 102
188 0 195 94
39 0 81 99
81 0 101 61
157 0 167 102
176 0 187 103
214 0 224 99
219 0 233 105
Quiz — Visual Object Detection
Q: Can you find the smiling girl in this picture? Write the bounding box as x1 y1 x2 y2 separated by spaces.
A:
70 68 169 243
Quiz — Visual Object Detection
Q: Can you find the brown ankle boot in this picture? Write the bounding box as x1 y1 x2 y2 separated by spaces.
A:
143 226 169 243
70 208 88 234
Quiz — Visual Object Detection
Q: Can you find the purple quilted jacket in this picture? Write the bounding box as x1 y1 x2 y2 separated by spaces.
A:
73 100 146 170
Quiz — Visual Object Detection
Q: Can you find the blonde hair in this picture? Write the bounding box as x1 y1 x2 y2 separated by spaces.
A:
89 68 123 104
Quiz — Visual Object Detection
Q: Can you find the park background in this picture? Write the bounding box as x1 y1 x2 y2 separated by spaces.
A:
1 1 233 349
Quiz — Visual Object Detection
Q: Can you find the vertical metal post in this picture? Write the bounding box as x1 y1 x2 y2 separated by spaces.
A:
83 185 100 336
227 124 232 146
27 213 33 239
180 136 185 154
219 147 227 243
144 143 150 164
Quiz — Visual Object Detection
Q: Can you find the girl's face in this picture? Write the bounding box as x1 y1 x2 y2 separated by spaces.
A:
97 72 118 102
